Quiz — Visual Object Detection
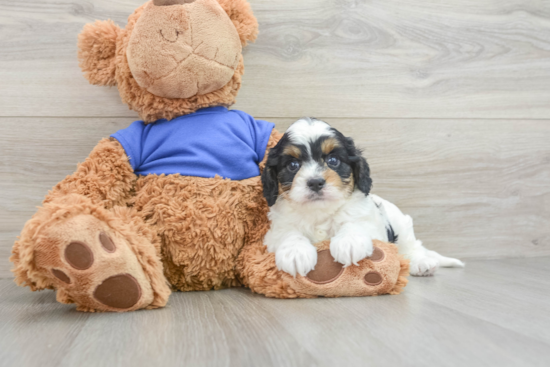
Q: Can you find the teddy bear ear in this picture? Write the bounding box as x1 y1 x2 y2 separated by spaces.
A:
217 0 259 46
77 20 121 87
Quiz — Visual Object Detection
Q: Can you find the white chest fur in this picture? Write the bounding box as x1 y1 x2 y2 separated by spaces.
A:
265 192 389 251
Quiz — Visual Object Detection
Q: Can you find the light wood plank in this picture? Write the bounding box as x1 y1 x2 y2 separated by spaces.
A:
405 257 550 345
240 279 550 367
2 258 550 367
0 237 14 278
1 0 550 118
1 117 549 270
58 290 314 367
0 280 91 367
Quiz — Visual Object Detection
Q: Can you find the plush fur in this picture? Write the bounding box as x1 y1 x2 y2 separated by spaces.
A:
11 192 170 312
11 2 409 312
237 239 409 299
262 118 465 277
126 1 243 99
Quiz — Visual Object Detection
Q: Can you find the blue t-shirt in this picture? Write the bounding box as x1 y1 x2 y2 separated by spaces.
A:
111 107 275 180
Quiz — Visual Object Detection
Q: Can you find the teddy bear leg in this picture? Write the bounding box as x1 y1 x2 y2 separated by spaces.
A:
11 194 171 312
238 240 409 298
295 241 410 297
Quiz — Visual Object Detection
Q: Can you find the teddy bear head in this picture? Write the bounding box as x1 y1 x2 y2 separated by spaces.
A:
78 0 258 123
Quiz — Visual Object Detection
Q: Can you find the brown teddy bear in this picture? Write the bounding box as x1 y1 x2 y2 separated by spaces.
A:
10 0 408 312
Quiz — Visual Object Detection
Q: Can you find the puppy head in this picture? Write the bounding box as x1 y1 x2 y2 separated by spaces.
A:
262 118 372 207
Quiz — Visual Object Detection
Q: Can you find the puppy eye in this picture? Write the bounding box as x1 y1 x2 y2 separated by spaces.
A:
327 156 341 168
287 160 301 172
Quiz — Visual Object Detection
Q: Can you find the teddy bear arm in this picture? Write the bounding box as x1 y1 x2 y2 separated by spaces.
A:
45 138 137 209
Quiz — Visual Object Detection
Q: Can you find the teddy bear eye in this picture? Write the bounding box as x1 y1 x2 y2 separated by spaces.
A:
327 156 341 168
287 161 301 172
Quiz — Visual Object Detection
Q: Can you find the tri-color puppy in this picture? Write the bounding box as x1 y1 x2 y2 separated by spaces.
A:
261 117 464 277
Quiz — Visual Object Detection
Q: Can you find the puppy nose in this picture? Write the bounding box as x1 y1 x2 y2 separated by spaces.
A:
307 178 326 192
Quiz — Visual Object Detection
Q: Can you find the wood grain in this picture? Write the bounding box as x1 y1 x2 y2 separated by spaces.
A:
0 237 13 279
1 117 549 280
406 257 550 345
0 0 549 118
0 279 91 367
2 258 550 367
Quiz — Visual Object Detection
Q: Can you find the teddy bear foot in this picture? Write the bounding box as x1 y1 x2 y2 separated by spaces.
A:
34 213 161 312
239 240 409 299
293 241 409 297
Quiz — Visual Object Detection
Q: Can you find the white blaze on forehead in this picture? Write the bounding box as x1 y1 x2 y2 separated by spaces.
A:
286 118 334 150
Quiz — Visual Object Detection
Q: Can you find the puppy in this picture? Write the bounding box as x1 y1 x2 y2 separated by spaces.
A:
261 117 464 277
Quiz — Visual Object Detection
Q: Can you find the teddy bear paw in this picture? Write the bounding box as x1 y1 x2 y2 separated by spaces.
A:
291 241 408 297
36 214 156 311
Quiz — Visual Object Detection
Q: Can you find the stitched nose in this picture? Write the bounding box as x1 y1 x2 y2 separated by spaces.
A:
307 178 326 192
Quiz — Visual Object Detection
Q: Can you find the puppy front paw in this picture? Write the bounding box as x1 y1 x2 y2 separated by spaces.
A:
275 240 318 277
330 232 373 267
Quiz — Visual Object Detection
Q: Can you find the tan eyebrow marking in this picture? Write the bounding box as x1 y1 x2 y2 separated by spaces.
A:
323 167 355 196
283 145 302 159
321 138 340 154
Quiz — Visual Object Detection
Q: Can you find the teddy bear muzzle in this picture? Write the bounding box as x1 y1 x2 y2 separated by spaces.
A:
127 0 242 99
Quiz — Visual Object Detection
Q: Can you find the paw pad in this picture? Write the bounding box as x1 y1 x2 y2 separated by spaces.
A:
64 241 94 270
93 274 142 309
51 269 71 284
306 250 344 284
99 232 116 253
369 247 385 262
364 271 383 286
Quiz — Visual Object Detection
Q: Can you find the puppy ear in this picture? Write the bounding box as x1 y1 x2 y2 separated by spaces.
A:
345 137 373 196
353 156 373 196
261 149 280 206
78 20 121 87
261 165 279 206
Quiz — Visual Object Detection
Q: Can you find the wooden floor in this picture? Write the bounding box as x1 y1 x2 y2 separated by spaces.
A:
1 257 549 367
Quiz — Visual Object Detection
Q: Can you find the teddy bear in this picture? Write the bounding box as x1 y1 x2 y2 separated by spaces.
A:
10 0 409 312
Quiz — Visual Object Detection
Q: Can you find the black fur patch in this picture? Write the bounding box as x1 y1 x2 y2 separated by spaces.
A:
341 134 372 196
262 133 307 206
386 225 398 244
